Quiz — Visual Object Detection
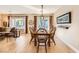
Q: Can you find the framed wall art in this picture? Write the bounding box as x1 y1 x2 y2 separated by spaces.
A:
57 12 71 24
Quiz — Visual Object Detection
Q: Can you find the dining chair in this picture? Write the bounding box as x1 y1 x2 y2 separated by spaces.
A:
29 27 35 43
50 25 54 33
36 28 48 53
50 27 56 45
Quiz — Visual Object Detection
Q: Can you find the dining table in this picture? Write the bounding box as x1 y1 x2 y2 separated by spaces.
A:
33 31 52 47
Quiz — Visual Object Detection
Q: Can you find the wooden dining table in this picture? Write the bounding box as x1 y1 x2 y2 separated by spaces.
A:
33 31 52 47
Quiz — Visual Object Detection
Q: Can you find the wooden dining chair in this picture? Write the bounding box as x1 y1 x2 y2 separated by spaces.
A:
29 27 35 43
36 28 48 53
50 27 56 45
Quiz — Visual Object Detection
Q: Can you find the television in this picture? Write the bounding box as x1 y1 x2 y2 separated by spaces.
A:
57 12 71 24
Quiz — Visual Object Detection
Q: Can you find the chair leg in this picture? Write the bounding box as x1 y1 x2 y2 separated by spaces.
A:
45 42 47 53
52 38 56 45
37 43 39 53
30 37 33 43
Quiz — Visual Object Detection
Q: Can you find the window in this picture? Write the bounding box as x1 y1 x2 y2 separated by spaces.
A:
37 16 49 31
9 16 26 32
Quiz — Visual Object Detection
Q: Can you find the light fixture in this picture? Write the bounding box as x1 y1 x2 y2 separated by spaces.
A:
41 5 44 20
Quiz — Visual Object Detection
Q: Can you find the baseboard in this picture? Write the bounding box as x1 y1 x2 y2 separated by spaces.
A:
56 36 79 53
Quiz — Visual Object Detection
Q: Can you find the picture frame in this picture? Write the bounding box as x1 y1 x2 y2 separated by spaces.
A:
57 12 71 24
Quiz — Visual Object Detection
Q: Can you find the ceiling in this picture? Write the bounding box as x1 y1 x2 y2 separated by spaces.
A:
0 5 62 14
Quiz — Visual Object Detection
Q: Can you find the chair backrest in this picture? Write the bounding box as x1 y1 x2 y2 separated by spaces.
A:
29 27 34 37
50 27 56 38
36 28 48 41
37 28 48 33
50 25 54 33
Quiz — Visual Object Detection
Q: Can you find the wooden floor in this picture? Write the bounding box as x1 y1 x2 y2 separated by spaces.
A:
0 34 74 53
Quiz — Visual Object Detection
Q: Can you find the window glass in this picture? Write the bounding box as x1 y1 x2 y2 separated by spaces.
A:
37 16 49 31
10 16 26 30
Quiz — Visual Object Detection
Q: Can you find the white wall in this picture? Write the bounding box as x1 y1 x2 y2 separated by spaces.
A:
54 5 79 52
0 14 8 27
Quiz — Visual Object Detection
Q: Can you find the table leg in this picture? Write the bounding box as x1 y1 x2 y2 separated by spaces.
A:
19 31 20 36
48 35 50 47
34 35 37 46
7 37 8 42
